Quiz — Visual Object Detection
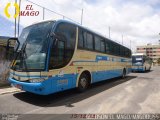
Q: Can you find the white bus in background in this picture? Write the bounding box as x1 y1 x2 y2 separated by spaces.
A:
132 53 152 72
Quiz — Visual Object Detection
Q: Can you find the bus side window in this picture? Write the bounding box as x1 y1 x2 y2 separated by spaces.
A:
100 40 105 52
125 48 128 57
117 45 120 56
110 42 114 55
106 41 110 54
57 40 65 64
78 28 84 48
49 39 65 69
94 35 101 51
114 44 119 56
84 32 94 50
49 23 76 69
94 35 105 53
121 46 125 57
113 44 116 55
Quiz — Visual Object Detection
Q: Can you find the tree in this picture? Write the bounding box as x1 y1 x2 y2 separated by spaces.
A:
157 58 160 65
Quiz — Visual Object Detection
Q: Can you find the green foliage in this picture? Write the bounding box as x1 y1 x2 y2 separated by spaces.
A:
157 58 160 65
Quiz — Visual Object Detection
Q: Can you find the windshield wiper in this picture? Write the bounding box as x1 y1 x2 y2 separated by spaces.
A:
20 42 30 71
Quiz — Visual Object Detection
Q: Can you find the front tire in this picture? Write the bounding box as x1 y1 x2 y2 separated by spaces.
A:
77 73 90 92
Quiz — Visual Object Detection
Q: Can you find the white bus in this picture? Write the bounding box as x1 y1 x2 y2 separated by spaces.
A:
132 53 152 72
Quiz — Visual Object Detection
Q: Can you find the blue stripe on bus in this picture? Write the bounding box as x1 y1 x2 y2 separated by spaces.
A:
8 68 131 95
73 55 131 63
121 59 126 62
73 60 96 63
96 55 109 61
92 69 123 83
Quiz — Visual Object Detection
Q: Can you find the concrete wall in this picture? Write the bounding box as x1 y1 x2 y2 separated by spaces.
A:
0 47 10 87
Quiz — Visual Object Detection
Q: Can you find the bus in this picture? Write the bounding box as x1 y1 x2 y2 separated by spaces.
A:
132 53 152 72
7 20 132 95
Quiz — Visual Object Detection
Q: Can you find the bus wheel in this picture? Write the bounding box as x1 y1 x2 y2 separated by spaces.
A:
77 73 90 92
122 69 126 79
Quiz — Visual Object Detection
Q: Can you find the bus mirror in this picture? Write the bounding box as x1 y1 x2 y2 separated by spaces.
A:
6 38 20 60
6 37 20 52
50 32 61 44
50 32 56 38
50 32 66 45
50 32 61 40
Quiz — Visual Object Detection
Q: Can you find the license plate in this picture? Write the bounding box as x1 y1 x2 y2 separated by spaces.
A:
13 84 22 90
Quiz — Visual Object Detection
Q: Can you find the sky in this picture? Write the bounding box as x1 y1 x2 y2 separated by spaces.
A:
0 0 160 52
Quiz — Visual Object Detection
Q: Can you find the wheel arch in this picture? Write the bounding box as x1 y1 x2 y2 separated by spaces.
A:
76 69 92 87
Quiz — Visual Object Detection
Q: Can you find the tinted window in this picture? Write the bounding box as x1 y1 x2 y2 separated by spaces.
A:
84 32 93 50
77 27 131 58
78 28 84 48
49 40 63 69
129 50 131 57
94 35 101 51
49 23 76 69
126 48 131 58
132 55 143 63
106 41 110 54
110 42 114 54
125 48 128 57
121 46 125 57
100 40 105 52
113 43 117 55
116 45 120 55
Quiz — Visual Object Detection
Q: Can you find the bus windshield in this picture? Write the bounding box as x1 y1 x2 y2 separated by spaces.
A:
12 21 54 71
132 55 143 65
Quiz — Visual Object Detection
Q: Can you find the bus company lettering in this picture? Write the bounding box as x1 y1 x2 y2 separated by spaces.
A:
20 5 39 16
57 79 68 85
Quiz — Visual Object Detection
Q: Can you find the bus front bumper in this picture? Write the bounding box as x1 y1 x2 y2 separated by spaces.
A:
132 66 145 72
8 78 50 95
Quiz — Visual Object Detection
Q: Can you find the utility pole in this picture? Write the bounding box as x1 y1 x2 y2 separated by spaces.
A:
159 33 160 45
42 7 45 20
122 35 123 45
81 9 83 25
130 40 131 50
109 26 111 38
17 0 21 37
15 0 17 37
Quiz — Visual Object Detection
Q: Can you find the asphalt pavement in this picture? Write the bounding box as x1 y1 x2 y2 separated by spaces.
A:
0 66 160 120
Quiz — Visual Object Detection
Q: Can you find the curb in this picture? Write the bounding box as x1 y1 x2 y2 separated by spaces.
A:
0 83 10 88
0 87 21 95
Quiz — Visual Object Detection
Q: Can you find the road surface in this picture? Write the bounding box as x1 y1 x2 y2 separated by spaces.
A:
0 66 160 119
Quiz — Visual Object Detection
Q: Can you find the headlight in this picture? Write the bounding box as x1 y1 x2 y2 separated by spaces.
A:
29 78 45 83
